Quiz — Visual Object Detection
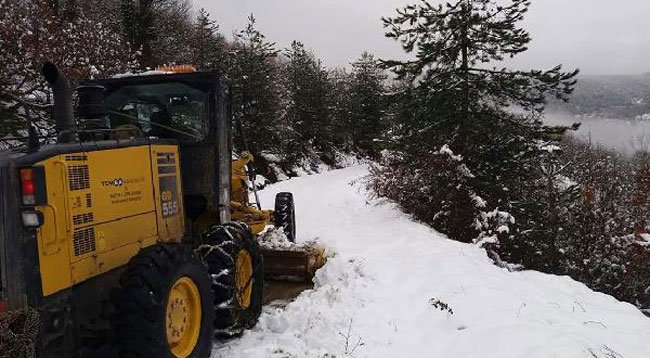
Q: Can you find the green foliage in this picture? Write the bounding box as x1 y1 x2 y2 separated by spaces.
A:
376 0 579 240
227 15 282 159
120 0 193 68
505 139 650 309
370 145 483 243
190 8 228 73
346 52 387 157
374 0 650 311
1 0 384 169
281 41 334 161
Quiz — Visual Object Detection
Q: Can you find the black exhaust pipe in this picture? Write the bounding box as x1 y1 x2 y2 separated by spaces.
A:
42 62 75 143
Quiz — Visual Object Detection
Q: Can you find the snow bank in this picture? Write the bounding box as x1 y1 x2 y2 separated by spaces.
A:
213 166 650 358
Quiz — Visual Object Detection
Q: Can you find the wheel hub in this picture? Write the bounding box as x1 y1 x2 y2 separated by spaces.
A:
235 249 254 309
166 277 202 358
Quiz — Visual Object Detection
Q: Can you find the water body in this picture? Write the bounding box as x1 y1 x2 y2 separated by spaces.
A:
544 112 650 155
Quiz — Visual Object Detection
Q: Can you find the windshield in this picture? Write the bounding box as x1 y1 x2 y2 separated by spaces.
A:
105 82 209 142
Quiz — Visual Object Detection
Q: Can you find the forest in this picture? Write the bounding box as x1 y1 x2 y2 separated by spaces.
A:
0 0 387 177
1 0 649 315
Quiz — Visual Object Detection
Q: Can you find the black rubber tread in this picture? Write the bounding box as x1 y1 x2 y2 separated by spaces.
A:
197 222 264 336
112 244 215 358
274 192 297 243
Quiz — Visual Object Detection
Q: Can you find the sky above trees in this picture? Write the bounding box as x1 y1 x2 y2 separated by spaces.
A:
199 0 650 75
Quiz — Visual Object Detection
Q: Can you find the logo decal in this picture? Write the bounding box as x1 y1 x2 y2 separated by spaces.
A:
101 178 124 187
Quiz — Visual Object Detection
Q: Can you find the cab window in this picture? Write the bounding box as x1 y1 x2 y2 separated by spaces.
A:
105 82 209 142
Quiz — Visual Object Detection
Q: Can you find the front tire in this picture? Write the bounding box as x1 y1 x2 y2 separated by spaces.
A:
198 222 264 336
274 192 297 242
113 245 214 358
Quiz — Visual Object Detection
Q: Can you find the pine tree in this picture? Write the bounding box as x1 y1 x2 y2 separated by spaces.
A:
120 0 192 68
347 52 387 157
378 0 579 241
282 41 334 161
190 8 228 72
328 67 352 151
228 15 281 157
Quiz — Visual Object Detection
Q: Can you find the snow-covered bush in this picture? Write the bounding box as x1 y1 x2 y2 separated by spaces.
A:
373 135 650 311
496 138 650 310
369 145 483 243
0 0 138 139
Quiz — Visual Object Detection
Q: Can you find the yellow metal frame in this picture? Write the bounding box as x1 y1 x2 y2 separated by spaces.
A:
35 144 185 296
34 146 277 298
230 153 274 234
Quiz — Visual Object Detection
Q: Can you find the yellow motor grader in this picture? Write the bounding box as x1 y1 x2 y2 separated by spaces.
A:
0 63 324 358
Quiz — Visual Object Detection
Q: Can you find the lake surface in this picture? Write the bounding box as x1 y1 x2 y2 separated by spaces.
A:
544 112 650 155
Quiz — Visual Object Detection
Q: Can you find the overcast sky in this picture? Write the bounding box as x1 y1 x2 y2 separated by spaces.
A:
197 0 650 75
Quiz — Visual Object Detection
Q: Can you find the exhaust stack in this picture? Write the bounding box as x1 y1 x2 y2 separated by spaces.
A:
42 62 75 143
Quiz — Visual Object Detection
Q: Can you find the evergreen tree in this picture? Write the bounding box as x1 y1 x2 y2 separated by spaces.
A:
120 0 192 68
328 67 352 150
190 8 228 72
228 15 281 157
346 52 387 157
282 41 334 160
377 0 579 241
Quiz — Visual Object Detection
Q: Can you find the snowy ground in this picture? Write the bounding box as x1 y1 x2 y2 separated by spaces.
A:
212 166 650 358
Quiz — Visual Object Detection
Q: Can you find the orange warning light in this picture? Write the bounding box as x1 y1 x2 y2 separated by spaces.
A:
155 65 197 74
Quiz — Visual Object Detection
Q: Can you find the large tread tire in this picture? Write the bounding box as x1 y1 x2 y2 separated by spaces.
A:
274 192 297 243
113 244 215 358
197 222 263 336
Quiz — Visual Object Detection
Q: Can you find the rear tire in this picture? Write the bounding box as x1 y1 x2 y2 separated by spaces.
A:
274 192 297 243
113 244 214 358
198 222 263 336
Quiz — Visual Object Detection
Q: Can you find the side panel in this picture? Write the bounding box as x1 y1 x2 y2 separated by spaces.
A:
36 156 73 296
83 147 155 226
151 145 185 242
36 146 160 296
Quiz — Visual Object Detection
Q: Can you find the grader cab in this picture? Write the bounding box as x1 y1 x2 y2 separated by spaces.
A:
0 63 324 358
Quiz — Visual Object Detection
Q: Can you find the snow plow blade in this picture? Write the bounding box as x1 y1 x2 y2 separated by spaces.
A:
261 244 327 282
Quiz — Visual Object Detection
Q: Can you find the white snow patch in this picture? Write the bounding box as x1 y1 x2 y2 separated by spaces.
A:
475 235 499 248
497 225 510 234
112 70 173 78
439 144 463 161
213 166 650 358
556 175 578 191
537 141 562 153
471 194 487 208
636 113 650 121
258 228 326 255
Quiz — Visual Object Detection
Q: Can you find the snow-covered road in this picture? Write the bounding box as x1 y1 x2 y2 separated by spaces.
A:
213 166 650 358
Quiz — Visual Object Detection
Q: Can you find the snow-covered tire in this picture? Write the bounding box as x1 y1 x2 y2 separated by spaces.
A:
113 244 215 358
274 192 297 243
197 222 263 336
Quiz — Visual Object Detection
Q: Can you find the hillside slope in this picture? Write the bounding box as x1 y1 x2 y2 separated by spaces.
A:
212 166 650 358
